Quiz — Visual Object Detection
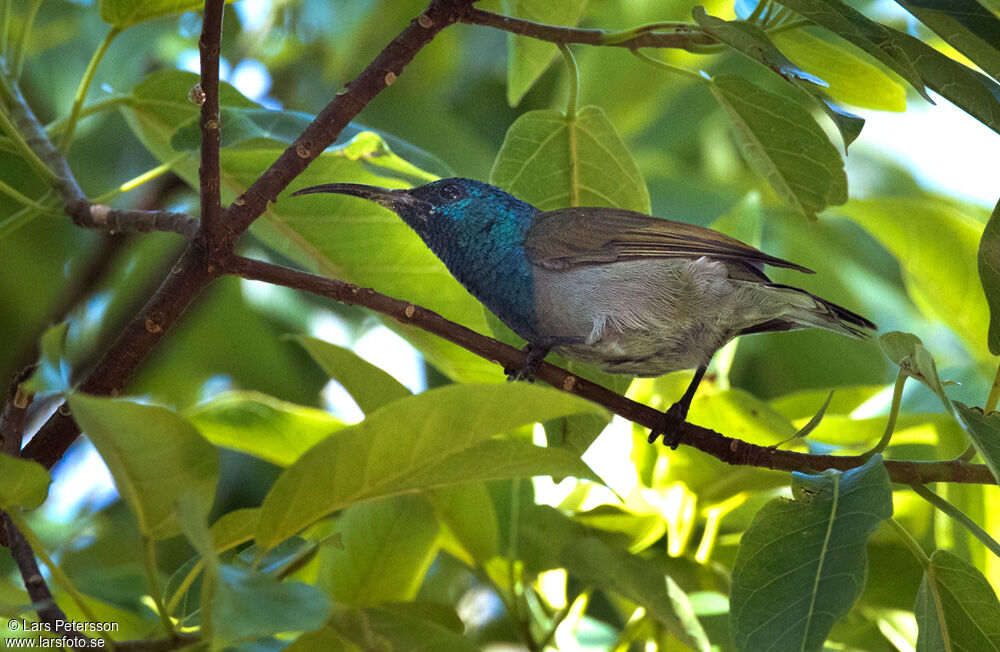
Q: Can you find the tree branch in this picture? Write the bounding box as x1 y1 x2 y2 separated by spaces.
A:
88 205 199 238
460 7 712 50
218 0 477 246
1 64 199 237
0 382 87 643
21 0 476 469
223 255 995 486
198 0 225 241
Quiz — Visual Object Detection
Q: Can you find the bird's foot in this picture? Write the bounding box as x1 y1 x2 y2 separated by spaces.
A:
647 402 689 449
505 342 550 383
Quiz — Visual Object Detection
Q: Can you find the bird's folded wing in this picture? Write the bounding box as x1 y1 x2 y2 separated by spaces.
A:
524 207 813 273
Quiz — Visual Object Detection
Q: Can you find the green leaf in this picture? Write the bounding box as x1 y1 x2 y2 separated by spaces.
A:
175 492 218 641
914 550 1000 651
67 394 219 539
501 0 589 106
691 10 866 149
327 602 479 652
730 455 893 651
771 384 888 421
562 537 711 651
693 8 826 86
0 453 50 510
100 0 233 28
979 198 1000 355
692 7 867 149
121 70 494 382
771 30 907 112
953 403 1000 485
887 26 1000 137
572 504 667 553
429 484 501 566
318 495 439 606
879 332 954 416
791 389 835 439
490 106 650 213
170 107 313 151
186 391 342 467
256 384 605 551
211 507 260 553
892 0 1000 82
290 335 411 414
22 322 70 395
214 564 331 643
770 0 931 100
286 625 363 652
710 75 847 218
839 199 990 361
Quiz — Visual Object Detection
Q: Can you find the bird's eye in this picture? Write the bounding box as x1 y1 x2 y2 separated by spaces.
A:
438 182 466 204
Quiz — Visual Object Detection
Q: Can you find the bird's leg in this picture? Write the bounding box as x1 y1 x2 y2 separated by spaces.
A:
505 340 552 383
648 363 708 449
504 337 584 382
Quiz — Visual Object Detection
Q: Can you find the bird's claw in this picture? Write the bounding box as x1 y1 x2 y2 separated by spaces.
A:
647 402 688 449
504 364 537 383
505 342 550 383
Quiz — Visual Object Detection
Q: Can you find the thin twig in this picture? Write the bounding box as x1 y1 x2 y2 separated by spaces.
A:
198 0 225 241
460 7 712 50
223 255 996 485
87 205 200 239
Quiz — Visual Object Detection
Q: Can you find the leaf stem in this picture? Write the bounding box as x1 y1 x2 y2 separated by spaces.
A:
558 44 579 119
600 21 699 46
765 19 814 37
0 0 10 56
986 361 1000 413
537 588 590 649
0 100 59 184
0 190 58 239
58 25 121 153
143 536 177 637
911 482 1000 558
0 176 57 212
46 96 131 139
886 517 929 567
11 0 43 79
631 49 707 83
860 372 906 461
748 0 772 24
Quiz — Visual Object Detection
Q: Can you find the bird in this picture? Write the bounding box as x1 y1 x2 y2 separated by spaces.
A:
292 177 876 448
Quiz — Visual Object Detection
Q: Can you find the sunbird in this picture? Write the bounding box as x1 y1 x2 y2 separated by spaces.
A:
293 178 875 447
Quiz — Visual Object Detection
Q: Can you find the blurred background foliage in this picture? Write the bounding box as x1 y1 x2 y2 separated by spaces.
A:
1 0 1000 649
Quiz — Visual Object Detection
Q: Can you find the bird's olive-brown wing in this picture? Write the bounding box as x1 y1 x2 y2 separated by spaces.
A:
524 207 813 274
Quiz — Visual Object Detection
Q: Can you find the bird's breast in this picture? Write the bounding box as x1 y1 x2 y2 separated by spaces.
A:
531 258 744 375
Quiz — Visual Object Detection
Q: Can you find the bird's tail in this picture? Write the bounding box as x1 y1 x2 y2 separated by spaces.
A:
739 283 876 339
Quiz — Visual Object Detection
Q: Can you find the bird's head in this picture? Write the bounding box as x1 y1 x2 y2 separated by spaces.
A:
291 177 533 238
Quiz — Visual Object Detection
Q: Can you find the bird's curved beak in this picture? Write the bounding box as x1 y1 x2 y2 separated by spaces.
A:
291 183 423 214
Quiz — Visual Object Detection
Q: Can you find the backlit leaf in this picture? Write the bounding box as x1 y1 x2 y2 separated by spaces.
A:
67 394 219 539
710 75 847 218
978 198 1000 354
501 0 589 106
914 549 1000 651
255 384 605 551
